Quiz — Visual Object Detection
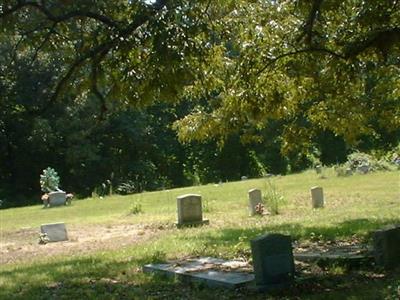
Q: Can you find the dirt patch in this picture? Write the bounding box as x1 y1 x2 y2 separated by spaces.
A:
0 223 167 265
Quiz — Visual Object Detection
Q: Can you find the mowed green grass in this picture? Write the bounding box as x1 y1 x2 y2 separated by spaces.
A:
1 169 399 299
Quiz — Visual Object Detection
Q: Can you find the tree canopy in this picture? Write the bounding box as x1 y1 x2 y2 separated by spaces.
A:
2 0 399 146
1 0 399 205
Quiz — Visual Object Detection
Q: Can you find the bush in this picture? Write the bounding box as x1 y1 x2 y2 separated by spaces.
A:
116 181 136 195
335 152 396 177
129 201 143 215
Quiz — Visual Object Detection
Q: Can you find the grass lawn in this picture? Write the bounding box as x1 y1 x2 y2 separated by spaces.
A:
1 168 399 299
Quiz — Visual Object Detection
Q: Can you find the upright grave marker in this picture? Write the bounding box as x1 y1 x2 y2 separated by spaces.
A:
40 222 68 242
176 194 209 227
48 191 67 207
310 186 324 208
250 233 295 291
373 225 400 269
248 189 263 216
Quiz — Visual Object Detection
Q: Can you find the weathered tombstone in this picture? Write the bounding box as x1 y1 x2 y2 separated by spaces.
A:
40 222 68 242
248 189 263 216
310 186 324 208
241 176 248 181
315 165 322 174
48 191 67 207
373 225 400 269
176 194 209 227
357 165 369 174
250 233 295 291
345 168 353 176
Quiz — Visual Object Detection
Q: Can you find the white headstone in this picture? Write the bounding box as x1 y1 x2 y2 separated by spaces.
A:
248 189 263 216
40 222 68 242
176 194 209 227
310 186 324 208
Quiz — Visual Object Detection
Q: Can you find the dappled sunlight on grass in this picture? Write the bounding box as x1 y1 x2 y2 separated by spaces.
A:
1 170 399 299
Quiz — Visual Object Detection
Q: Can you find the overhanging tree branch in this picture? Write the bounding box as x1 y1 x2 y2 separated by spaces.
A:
1 1 119 28
48 0 170 107
256 47 345 76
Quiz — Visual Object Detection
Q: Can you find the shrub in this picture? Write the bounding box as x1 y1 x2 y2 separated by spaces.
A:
116 181 136 195
129 201 143 215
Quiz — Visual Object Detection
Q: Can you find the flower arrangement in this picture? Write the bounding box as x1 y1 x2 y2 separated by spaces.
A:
40 167 74 207
40 167 60 193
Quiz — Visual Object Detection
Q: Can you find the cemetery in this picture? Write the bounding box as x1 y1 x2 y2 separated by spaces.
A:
1 168 399 299
1 2 399 298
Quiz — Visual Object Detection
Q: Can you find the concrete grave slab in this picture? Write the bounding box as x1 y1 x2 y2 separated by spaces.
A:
40 222 68 242
143 257 254 289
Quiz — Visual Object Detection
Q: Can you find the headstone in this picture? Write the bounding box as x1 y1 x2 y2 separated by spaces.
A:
248 189 263 216
241 176 248 181
48 191 67 207
345 168 353 176
357 165 369 174
176 194 209 227
40 222 68 242
310 186 324 208
250 233 295 291
315 165 322 174
373 225 400 269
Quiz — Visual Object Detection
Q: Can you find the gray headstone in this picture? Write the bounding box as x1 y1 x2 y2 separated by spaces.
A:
48 191 67 207
310 186 324 208
373 225 400 269
357 165 369 174
40 222 68 242
345 168 353 176
315 165 322 174
248 189 262 216
176 194 209 227
250 233 295 290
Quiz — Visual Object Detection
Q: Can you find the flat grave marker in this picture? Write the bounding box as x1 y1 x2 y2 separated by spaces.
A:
143 257 254 289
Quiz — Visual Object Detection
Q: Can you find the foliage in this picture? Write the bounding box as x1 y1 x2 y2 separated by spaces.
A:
116 181 137 195
0 0 399 206
39 167 60 193
129 201 143 215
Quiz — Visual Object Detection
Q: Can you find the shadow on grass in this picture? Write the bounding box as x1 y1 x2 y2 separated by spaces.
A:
180 217 400 248
1 217 399 299
0 256 251 300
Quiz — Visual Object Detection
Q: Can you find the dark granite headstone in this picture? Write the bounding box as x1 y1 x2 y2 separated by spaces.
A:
250 233 295 291
373 225 400 269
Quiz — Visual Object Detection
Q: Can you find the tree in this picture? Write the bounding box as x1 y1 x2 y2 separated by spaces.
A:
173 0 400 153
2 0 399 151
